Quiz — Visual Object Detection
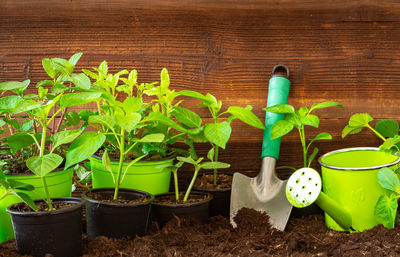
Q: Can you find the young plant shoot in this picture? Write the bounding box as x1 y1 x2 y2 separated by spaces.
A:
342 113 400 228
265 102 343 170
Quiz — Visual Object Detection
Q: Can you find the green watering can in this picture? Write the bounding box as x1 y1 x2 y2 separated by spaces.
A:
286 147 400 232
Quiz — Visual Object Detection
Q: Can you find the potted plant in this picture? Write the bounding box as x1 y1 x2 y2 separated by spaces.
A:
2 53 100 256
176 90 266 216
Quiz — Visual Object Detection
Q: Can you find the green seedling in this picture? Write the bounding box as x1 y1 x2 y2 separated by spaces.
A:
265 101 343 170
342 113 400 228
0 172 37 211
178 90 265 186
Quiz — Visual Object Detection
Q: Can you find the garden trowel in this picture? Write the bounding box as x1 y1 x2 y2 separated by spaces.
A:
230 65 292 231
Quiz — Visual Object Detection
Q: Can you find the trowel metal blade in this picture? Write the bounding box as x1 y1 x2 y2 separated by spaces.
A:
230 171 292 231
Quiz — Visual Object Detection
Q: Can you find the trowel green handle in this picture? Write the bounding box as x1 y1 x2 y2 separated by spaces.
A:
316 192 352 230
261 65 291 159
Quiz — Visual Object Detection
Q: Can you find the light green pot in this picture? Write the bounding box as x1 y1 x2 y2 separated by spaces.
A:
0 168 74 243
90 155 174 195
319 147 400 231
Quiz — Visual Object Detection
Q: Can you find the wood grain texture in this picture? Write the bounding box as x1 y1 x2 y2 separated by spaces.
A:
0 0 398 176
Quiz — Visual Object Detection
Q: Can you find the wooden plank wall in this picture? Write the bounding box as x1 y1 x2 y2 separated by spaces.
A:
1 0 399 177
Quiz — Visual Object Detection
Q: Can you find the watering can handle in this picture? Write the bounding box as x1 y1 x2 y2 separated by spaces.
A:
261 65 291 159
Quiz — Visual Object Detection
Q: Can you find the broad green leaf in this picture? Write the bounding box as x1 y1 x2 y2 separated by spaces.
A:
207 147 214 161
375 194 398 229
177 90 214 106
307 147 319 167
204 122 232 149
102 151 113 174
264 104 295 114
309 101 343 112
12 100 41 114
160 68 170 89
60 92 101 108
21 120 33 132
116 112 141 132
65 132 106 168
70 73 91 90
8 180 34 191
348 113 373 127
26 154 63 177
145 112 190 133
377 168 400 193
375 120 399 138
139 133 165 143
42 58 58 79
341 125 363 138
310 132 332 143
227 106 265 130
68 52 83 66
14 191 38 211
270 120 294 140
302 114 319 128
285 113 301 128
297 107 309 118
74 165 92 184
0 96 22 113
380 135 400 151
99 61 108 75
66 111 80 126
88 115 116 130
0 80 30 92
128 69 138 84
123 97 143 114
176 156 197 165
200 161 230 169
7 132 35 152
172 106 202 128
82 69 99 80
51 130 82 149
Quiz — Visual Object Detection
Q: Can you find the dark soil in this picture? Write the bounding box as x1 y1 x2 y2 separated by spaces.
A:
2 208 400 256
0 155 31 175
194 173 232 190
153 192 210 204
9 201 73 212
87 192 150 204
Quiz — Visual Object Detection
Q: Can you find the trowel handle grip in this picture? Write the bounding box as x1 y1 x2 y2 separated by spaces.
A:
261 68 291 159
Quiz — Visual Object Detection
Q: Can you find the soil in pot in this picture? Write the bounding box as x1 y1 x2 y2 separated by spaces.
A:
193 172 232 217
152 192 212 227
82 188 152 239
3 207 400 256
6 197 84 257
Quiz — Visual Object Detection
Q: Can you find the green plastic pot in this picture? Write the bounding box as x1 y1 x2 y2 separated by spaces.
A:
319 147 400 231
90 155 174 195
0 168 74 243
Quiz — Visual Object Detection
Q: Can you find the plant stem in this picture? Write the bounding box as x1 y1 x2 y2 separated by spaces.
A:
39 125 54 210
114 129 125 200
173 169 179 201
183 166 200 202
0 192 9 201
55 107 67 134
213 145 219 186
366 125 387 142
41 176 54 210
298 126 307 168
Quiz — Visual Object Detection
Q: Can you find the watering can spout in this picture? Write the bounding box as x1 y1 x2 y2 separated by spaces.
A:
286 168 353 231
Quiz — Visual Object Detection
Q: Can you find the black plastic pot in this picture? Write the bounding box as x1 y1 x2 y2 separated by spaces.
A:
6 197 84 257
152 192 213 227
82 188 152 239
193 171 232 217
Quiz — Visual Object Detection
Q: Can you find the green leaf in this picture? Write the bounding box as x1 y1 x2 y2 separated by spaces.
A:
172 106 202 128
99 61 108 75
145 112 190 133
380 136 400 151
7 132 35 152
342 125 363 138
26 154 63 177
42 58 58 79
200 161 230 169
66 111 80 126
102 151 113 174
307 147 319 167
377 168 400 193
207 148 214 161
14 191 38 211
21 120 34 132
0 120 6 128
123 97 143 114
0 80 30 92
88 115 116 129
12 100 41 114
309 101 343 112
375 194 398 229
348 113 373 127
82 69 99 80
139 133 165 143
51 129 82 149
65 132 106 168
116 112 141 132
8 180 34 191
176 156 197 165
270 120 294 140
160 68 170 89
0 96 22 113
68 52 83 66
70 73 91 90
227 106 265 129
264 104 295 114
60 92 101 108
74 165 92 184
302 114 319 128
375 120 399 138
309 132 332 143
178 90 214 106
204 122 232 149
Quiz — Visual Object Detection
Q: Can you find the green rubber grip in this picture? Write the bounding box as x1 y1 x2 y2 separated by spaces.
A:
261 76 291 159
